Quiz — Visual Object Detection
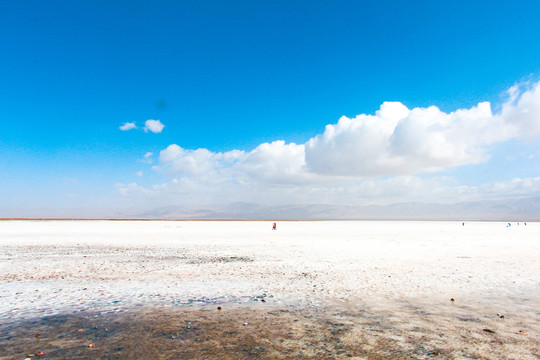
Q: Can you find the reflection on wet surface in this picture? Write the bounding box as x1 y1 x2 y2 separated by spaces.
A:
1 303 538 359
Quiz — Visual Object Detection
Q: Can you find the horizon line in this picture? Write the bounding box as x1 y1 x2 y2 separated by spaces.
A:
0 218 535 222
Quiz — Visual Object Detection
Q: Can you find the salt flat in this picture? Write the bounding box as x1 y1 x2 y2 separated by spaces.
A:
0 220 539 359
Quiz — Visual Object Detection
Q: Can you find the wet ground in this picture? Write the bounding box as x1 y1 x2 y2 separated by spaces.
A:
1 302 538 360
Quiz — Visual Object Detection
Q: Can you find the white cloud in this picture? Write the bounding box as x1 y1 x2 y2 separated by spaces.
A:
239 141 311 184
156 81 540 185
476 177 540 199
302 81 540 177
122 80 540 208
116 172 540 209
139 152 154 164
500 81 540 140
144 119 165 133
120 121 166 133
136 171 143 177
115 182 151 196
304 100 516 177
119 122 137 131
159 144 241 177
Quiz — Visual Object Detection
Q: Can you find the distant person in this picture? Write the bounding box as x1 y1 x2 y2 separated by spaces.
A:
462 222 465 226
272 222 277 230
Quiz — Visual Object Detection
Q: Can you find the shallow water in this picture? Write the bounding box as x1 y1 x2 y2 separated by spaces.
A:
1 301 538 360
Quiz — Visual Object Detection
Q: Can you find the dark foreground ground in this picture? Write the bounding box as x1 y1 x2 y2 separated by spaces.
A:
1 303 538 360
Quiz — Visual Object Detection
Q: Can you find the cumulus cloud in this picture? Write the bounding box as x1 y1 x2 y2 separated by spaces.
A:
155 81 540 185
158 144 243 179
122 80 540 208
238 141 311 184
144 119 165 133
119 122 137 131
500 81 540 140
303 81 540 177
304 101 515 176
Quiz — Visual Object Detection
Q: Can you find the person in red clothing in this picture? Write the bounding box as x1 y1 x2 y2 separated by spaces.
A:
272 222 277 230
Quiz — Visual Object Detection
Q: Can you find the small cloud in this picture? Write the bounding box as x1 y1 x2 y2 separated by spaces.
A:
120 122 137 131
139 152 154 164
115 182 151 196
144 119 165 133
136 171 143 177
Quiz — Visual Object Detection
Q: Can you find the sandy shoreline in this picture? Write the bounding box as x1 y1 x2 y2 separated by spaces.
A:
1 220 539 359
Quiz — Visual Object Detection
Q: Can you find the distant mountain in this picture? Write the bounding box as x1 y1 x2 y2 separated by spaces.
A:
137 197 540 221
2 197 539 220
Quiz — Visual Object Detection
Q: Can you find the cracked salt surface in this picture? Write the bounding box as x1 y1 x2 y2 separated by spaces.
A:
1 220 539 358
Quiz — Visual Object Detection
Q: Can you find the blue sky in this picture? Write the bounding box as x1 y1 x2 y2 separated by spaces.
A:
2 1 540 217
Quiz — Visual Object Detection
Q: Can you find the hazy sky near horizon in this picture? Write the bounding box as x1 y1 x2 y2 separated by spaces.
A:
2 1 540 216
